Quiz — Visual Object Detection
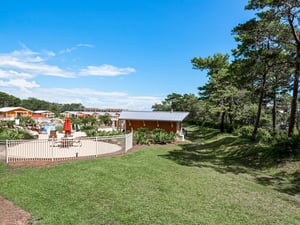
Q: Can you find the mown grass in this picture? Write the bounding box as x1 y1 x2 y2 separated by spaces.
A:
0 126 299 224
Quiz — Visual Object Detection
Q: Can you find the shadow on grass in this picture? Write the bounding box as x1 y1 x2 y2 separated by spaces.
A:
256 170 300 196
161 127 300 197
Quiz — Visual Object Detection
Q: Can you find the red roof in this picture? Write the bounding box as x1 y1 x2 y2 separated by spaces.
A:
31 114 47 119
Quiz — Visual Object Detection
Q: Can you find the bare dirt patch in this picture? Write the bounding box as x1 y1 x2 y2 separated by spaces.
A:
0 196 31 225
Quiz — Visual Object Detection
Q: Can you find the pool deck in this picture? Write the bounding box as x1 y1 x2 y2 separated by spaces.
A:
2 132 124 161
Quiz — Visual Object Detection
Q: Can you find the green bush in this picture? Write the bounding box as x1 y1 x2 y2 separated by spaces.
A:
133 128 178 145
0 128 35 140
256 128 272 143
85 129 97 137
152 128 176 144
272 134 300 158
134 128 149 145
166 132 176 143
233 126 253 138
81 125 94 131
86 129 124 137
152 128 168 144
233 126 273 143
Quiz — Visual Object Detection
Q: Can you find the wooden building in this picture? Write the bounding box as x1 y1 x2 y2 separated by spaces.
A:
118 111 189 133
0 107 33 120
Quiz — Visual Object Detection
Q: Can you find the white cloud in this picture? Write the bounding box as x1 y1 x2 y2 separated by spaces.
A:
0 49 75 78
0 79 39 89
59 47 77 54
80 64 136 76
76 43 94 48
0 47 136 79
0 45 146 109
43 50 56 57
59 43 94 54
0 69 33 79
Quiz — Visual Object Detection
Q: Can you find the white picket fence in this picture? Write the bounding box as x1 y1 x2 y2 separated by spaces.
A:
0 132 133 163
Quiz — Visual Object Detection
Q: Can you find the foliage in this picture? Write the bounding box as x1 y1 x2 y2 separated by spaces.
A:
233 125 272 143
80 125 94 131
272 134 300 158
17 116 35 127
0 128 35 140
256 127 273 143
0 120 15 128
133 128 150 145
245 0 300 136
233 126 254 138
152 128 176 144
99 115 112 126
86 129 124 137
79 116 98 131
0 92 21 107
134 128 177 145
191 53 244 132
152 93 201 121
81 116 97 126
0 91 85 113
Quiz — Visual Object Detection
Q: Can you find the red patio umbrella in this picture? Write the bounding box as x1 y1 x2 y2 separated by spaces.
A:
63 117 71 136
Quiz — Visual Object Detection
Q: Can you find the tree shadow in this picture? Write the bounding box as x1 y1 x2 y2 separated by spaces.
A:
256 170 300 196
161 131 300 197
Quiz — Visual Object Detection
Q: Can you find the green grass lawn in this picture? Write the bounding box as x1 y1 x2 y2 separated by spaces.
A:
0 126 299 224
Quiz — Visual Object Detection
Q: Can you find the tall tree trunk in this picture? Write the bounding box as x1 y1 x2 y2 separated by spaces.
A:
272 91 277 134
287 11 300 136
252 72 267 140
220 111 225 132
228 99 233 125
288 45 300 136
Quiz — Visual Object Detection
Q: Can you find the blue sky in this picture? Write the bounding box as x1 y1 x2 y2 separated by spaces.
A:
0 0 254 110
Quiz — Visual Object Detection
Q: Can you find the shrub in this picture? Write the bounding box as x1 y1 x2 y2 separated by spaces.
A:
256 128 272 143
272 134 300 158
134 128 149 145
233 126 253 138
85 129 97 137
166 132 176 143
86 130 124 137
233 126 273 143
81 125 94 131
0 128 35 140
152 128 168 144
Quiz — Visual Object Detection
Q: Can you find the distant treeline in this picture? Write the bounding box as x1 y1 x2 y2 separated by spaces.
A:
0 91 84 113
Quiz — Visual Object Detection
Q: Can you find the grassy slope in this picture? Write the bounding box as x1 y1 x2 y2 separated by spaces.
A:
0 126 299 225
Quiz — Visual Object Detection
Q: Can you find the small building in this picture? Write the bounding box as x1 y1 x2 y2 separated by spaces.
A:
62 111 99 118
33 110 55 118
0 107 33 120
61 111 79 118
118 111 189 133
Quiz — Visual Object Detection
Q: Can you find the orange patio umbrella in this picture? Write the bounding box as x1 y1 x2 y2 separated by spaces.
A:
63 117 72 136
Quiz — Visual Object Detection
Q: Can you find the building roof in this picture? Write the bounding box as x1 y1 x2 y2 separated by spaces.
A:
34 110 54 114
0 107 32 112
119 111 189 122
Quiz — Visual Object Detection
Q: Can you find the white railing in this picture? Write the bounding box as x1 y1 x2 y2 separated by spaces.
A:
0 133 133 164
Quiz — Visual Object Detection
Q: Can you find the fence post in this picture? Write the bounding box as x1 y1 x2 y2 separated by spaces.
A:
51 143 54 162
5 140 8 164
125 133 128 153
96 136 98 157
